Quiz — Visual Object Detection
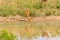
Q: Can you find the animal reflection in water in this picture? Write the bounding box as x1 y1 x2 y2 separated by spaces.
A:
15 32 60 40
15 28 52 40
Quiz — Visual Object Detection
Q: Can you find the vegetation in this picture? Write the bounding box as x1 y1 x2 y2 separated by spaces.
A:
0 0 60 17
0 0 60 40
0 30 16 40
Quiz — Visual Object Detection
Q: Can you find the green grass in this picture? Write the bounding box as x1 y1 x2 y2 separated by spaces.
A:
0 0 60 17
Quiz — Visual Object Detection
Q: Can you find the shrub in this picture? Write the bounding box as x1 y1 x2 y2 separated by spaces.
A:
0 7 10 17
29 10 36 17
45 12 51 16
56 11 60 16
0 5 16 17
56 3 60 9
17 9 26 17
34 1 43 9
0 30 16 40
56 1 60 9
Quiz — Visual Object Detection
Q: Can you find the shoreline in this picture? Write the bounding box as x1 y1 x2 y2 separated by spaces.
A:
0 16 60 22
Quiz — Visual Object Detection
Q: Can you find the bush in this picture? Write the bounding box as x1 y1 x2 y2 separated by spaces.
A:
0 5 16 17
34 1 43 9
29 10 36 17
56 11 60 16
0 30 16 40
45 12 51 16
0 7 10 17
56 1 60 9
0 0 60 17
17 9 26 17
56 3 60 9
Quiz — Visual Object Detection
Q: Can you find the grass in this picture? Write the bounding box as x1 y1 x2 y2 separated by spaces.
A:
0 0 60 17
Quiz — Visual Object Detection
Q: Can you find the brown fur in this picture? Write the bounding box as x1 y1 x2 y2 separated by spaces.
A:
42 0 47 2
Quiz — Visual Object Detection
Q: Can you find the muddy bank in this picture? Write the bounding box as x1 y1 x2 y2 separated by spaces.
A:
0 15 60 22
33 16 60 21
0 15 27 22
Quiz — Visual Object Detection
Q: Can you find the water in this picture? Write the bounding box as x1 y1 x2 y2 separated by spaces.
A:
16 35 60 40
15 32 60 40
16 33 21 40
0 21 60 40
33 36 60 40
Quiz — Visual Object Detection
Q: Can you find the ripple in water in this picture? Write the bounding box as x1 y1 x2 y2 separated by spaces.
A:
16 34 60 40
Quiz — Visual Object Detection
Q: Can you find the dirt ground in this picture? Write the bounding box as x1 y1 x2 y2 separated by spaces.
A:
33 16 60 21
0 15 60 21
